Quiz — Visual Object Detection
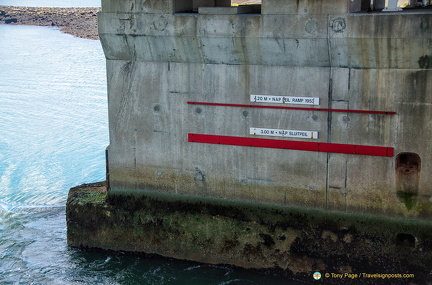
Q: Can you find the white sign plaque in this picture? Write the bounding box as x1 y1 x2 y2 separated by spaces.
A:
250 127 319 139
250 95 319 105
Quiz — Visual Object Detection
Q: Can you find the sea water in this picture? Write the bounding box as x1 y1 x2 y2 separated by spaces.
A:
0 24 303 284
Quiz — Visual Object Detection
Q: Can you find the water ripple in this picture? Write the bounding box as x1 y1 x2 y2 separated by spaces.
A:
0 25 108 209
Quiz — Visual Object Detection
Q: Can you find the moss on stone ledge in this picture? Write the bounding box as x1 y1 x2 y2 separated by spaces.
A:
67 181 107 205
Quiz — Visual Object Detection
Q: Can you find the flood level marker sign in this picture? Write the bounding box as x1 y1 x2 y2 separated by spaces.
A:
250 128 319 139
251 95 320 105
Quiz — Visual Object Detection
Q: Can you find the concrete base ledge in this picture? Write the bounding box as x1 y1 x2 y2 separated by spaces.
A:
67 182 432 283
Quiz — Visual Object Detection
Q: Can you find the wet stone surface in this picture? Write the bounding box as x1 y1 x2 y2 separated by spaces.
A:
67 183 432 284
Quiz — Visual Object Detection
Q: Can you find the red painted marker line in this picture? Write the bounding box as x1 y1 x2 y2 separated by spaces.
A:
187 102 396 115
188 133 394 157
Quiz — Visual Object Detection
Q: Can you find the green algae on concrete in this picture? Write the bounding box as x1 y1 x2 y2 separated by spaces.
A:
67 182 107 204
67 182 432 283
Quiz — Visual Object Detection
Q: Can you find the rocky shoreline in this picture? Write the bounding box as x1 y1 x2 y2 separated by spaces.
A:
0 6 100 40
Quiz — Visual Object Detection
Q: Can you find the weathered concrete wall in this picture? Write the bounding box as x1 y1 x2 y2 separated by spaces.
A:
65 0 432 279
99 0 432 218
